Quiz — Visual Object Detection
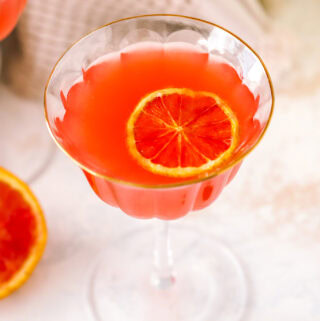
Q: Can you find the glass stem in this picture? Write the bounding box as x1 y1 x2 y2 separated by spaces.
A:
152 219 175 289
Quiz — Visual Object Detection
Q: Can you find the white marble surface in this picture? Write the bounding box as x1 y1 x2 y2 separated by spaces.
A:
1 3 320 320
0 82 320 321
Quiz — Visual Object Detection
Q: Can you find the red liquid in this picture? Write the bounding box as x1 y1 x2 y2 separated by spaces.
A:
55 43 261 219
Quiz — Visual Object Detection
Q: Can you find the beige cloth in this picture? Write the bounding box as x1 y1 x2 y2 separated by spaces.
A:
2 0 206 99
2 0 269 99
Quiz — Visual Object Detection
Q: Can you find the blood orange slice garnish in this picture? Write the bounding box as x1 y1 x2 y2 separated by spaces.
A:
127 88 239 177
0 167 47 299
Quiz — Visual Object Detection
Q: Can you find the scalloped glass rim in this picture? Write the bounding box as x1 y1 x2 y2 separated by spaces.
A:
44 14 274 190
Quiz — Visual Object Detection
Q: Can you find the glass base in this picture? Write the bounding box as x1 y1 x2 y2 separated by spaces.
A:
0 84 55 182
88 224 247 321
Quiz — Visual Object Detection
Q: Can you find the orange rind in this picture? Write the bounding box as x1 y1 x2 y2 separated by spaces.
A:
127 88 238 177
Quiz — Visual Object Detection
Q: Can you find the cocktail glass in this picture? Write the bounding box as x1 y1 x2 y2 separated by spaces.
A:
44 15 274 321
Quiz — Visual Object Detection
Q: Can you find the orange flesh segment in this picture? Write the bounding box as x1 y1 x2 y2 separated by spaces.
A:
127 88 238 177
0 168 46 299
0 182 36 283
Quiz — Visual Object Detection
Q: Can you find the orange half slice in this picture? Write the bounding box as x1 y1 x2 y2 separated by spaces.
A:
0 167 47 299
127 88 238 177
